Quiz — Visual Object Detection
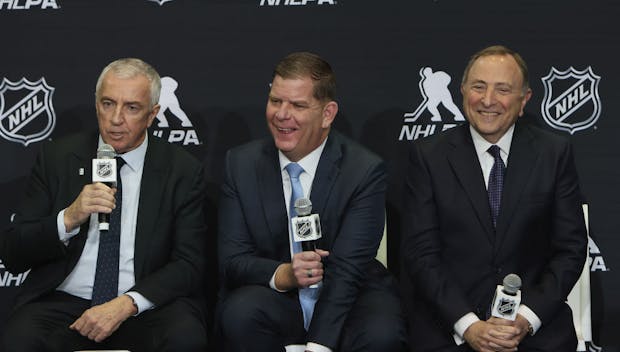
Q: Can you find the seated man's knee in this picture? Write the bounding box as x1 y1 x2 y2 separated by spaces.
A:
219 286 272 339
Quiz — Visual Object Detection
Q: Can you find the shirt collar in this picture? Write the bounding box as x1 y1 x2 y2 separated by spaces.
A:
98 134 148 172
469 124 514 159
278 136 328 178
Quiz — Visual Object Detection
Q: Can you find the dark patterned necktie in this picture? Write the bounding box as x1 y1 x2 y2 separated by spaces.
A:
487 145 505 228
92 157 124 306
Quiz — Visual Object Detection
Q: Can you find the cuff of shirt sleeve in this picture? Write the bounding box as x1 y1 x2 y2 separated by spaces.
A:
57 209 80 243
270 266 288 293
306 342 332 352
124 291 154 315
453 312 480 345
518 304 541 335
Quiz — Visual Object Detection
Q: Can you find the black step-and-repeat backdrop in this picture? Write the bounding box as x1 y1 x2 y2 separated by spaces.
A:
1 1 618 349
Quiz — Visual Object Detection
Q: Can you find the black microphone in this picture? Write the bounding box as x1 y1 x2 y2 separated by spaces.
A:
291 197 322 252
490 273 522 320
92 144 117 231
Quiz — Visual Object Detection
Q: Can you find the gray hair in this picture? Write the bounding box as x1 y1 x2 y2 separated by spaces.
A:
95 58 161 107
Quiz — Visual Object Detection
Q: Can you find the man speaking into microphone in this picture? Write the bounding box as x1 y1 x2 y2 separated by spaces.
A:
0 58 208 351
217 52 406 352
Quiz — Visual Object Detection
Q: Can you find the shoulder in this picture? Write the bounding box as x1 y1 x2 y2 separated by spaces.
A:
147 136 203 170
226 137 274 164
329 130 383 167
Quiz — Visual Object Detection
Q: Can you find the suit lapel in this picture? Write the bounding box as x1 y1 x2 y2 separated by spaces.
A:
134 138 167 278
447 127 495 242
310 134 341 221
67 133 98 249
494 123 539 252
256 141 290 258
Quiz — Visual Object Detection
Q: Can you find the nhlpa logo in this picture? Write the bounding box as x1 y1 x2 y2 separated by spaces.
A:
147 0 174 5
399 67 464 141
541 67 601 135
151 76 200 146
588 236 610 272
0 78 56 146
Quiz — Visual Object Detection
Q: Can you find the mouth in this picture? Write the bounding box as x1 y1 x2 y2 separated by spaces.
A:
107 131 125 139
477 110 501 117
276 127 297 134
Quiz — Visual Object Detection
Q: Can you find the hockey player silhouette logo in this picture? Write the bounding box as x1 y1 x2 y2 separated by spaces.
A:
155 77 192 128
404 67 464 123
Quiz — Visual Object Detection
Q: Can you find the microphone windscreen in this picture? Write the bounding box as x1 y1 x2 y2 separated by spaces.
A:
503 274 522 294
97 144 116 159
294 197 313 216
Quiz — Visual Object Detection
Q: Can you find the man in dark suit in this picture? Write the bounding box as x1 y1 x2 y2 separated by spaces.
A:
401 45 587 352
217 52 407 352
0 58 208 351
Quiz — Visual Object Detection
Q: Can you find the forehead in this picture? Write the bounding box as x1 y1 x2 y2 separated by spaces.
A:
99 72 151 101
467 54 523 85
270 75 316 100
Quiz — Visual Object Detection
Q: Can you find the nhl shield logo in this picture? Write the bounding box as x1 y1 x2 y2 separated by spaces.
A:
148 0 174 5
541 67 601 135
0 78 56 146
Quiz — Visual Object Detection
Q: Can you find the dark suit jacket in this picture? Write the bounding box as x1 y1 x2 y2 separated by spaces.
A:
401 122 587 350
0 131 207 310
218 130 391 349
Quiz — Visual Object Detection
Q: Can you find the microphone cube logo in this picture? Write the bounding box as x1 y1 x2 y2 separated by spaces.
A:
541 67 601 135
295 218 313 239
0 78 56 146
96 161 113 178
497 298 516 316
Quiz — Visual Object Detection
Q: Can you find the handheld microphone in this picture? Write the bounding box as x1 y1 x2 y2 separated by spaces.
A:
491 273 522 321
92 144 117 231
291 198 322 251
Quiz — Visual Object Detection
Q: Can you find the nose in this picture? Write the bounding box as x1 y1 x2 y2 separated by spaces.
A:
110 106 124 125
481 88 495 106
274 102 291 120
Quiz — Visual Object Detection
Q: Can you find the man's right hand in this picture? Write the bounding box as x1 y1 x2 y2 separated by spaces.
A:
64 182 116 232
274 249 329 291
463 320 519 352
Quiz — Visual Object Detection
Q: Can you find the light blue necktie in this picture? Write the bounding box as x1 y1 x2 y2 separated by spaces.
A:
286 162 320 330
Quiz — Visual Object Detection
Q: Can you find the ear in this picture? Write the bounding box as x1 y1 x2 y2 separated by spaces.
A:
321 101 338 129
518 88 532 117
146 104 161 128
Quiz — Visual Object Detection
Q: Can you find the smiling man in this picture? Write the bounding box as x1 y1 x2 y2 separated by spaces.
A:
401 45 587 352
0 58 208 351
217 52 407 352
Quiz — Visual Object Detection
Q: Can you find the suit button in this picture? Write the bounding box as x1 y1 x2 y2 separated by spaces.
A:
496 267 502 274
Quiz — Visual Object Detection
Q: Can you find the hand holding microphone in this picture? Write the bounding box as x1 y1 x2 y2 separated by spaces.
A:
291 198 326 288
63 144 118 232
92 144 119 231
491 273 522 321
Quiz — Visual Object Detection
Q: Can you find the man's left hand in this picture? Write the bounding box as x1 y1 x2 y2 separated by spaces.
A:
69 294 137 342
487 314 530 347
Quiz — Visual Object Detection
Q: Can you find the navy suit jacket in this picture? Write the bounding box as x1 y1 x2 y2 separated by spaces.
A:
0 131 207 310
401 122 587 350
218 130 391 349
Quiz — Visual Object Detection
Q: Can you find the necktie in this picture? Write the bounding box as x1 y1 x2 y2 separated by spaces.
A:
92 156 124 306
487 145 505 228
285 162 319 330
